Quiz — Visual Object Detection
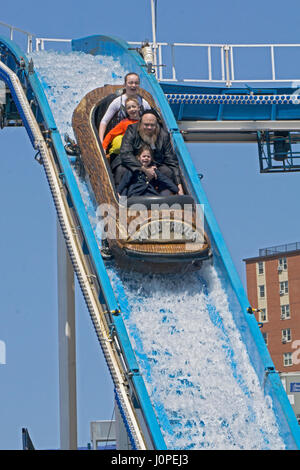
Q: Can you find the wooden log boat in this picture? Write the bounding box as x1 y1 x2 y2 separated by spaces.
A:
72 85 212 273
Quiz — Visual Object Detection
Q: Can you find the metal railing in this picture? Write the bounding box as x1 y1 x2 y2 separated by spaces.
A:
2 21 300 87
154 42 300 87
117 41 300 87
0 21 34 53
0 22 72 53
259 242 300 257
35 37 72 51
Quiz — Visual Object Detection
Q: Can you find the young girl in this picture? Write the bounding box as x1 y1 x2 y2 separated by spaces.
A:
117 145 179 197
99 72 151 142
102 97 140 156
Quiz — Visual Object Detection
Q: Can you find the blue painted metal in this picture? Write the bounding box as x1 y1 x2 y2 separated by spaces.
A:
257 131 300 172
114 389 137 450
0 35 166 451
72 34 300 450
161 83 300 121
0 69 35 146
2 31 300 449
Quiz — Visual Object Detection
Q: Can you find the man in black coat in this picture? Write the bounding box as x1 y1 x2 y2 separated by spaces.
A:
117 145 179 197
118 110 183 195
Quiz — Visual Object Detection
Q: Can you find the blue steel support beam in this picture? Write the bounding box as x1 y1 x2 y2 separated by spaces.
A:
161 83 300 122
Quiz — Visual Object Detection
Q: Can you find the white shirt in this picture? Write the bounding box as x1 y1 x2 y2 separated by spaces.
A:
101 94 151 125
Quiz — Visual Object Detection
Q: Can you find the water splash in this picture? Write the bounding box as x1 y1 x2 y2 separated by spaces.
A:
30 50 286 450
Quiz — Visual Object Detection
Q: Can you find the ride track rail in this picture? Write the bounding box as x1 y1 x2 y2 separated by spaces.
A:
0 37 167 451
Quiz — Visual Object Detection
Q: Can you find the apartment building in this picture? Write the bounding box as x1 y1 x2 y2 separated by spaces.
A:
244 242 300 423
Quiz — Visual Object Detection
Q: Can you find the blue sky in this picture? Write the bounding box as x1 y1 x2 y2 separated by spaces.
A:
1 0 300 450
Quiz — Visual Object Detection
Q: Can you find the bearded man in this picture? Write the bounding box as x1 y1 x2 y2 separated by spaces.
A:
118 110 183 195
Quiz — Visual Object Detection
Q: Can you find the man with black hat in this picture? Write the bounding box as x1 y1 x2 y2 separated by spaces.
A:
117 109 183 194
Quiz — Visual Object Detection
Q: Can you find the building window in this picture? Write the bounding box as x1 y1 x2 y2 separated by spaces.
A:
262 332 268 345
258 261 264 275
282 328 291 343
259 308 268 322
278 257 287 272
283 352 293 367
279 281 288 295
259 285 265 298
281 304 290 320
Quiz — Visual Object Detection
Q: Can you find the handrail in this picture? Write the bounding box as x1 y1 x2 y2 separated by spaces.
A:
0 21 34 53
35 37 72 51
259 242 300 257
2 20 300 87
35 37 300 87
148 41 300 86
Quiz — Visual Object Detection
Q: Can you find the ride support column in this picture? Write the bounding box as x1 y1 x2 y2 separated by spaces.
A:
57 220 78 450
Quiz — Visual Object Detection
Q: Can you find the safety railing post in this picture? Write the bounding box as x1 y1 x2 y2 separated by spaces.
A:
230 46 234 83
171 44 176 81
152 43 158 79
27 35 33 54
224 45 232 87
158 43 163 81
271 45 276 81
221 46 225 82
208 46 212 82
150 0 158 77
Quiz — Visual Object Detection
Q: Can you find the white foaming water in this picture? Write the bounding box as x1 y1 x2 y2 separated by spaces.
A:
107 265 285 450
30 51 286 449
29 50 127 139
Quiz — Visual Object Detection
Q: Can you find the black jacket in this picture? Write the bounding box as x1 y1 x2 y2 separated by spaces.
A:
119 123 181 184
118 167 179 197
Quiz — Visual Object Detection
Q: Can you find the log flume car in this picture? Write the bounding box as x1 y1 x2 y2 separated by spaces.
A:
72 85 211 273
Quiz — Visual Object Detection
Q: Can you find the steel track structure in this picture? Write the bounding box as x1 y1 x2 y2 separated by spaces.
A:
0 35 166 450
1 33 300 449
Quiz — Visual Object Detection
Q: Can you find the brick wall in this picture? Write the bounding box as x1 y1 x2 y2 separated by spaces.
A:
245 252 300 373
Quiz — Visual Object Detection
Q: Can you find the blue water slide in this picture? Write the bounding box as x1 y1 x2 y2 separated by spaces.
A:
0 34 166 450
1 31 300 449
71 35 300 449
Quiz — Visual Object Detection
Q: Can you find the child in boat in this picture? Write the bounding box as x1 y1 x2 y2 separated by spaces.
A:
117 145 179 197
102 97 140 157
99 72 150 142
